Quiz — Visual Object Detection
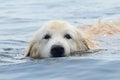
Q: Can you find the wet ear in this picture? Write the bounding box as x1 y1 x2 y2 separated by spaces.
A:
76 28 97 50
75 29 90 51
24 39 41 59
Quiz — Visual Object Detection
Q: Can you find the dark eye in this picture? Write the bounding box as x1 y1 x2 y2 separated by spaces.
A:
43 34 51 39
64 34 72 39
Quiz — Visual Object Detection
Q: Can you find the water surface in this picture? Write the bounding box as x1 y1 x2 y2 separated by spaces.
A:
0 0 120 80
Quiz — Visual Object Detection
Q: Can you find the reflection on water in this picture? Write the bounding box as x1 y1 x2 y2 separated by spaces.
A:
0 0 120 80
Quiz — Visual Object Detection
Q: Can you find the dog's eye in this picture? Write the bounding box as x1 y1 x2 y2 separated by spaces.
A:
43 34 51 39
64 34 72 39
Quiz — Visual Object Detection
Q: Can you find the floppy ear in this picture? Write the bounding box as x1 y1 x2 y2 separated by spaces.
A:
24 39 42 59
75 29 90 51
75 28 97 50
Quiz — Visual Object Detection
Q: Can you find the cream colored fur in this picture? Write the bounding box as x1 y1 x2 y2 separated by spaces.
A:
24 20 92 59
24 20 120 59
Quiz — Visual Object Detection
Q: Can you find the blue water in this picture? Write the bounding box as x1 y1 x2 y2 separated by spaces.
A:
0 0 120 80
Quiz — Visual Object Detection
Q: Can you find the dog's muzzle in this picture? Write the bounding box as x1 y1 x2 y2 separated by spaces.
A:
50 45 65 57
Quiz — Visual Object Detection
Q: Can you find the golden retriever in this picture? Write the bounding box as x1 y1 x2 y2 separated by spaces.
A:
24 20 120 59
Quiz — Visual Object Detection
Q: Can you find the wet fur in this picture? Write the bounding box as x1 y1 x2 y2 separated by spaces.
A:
79 20 120 36
24 20 120 59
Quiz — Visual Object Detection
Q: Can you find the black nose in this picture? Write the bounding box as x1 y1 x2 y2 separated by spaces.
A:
51 45 65 57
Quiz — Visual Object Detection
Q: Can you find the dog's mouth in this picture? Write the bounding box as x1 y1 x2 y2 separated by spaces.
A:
50 45 102 58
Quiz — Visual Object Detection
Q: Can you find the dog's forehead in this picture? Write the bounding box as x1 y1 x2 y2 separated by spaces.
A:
44 21 73 30
50 22 67 29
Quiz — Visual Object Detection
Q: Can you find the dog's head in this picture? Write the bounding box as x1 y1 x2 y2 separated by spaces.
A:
24 20 90 58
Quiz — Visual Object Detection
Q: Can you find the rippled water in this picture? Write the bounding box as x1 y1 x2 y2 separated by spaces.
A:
0 0 120 80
